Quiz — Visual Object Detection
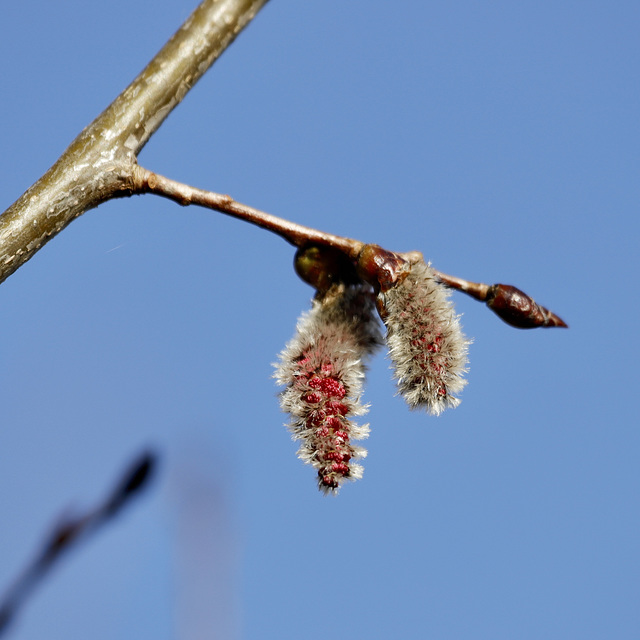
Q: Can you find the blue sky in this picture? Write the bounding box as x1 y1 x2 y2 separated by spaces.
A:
1 1 639 638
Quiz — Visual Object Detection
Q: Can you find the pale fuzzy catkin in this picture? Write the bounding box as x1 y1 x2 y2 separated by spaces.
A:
274 284 382 493
379 259 469 415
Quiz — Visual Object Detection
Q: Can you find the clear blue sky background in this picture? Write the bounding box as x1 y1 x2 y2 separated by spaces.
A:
1 1 639 638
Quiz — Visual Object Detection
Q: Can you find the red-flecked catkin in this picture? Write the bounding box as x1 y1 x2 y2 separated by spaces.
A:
274 284 382 493
378 259 469 415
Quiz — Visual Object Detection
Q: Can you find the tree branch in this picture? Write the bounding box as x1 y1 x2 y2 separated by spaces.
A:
0 0 568 336
0 0 269 285
133 166 567 329
133 166 364 257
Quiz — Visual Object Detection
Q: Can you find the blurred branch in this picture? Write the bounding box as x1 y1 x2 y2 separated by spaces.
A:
0 451 157 636
0 0 269 285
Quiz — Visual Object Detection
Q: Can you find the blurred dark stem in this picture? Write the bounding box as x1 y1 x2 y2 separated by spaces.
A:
0 450 156 636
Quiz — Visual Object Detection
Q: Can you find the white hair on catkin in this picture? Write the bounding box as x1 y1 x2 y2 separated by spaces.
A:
274 284 383 493
378 259 469 415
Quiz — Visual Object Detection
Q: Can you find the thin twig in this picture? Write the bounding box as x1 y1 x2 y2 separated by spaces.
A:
134 166 364 257
0 451 156 636
135 166 567 329
434 269 567 328
433 270 490 301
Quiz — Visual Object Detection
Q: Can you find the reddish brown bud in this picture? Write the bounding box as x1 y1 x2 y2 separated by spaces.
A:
356 244 411 292
486 284 568 329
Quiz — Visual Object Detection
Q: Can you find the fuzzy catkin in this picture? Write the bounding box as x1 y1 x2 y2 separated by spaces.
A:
379 259 469 415
274 285 382 493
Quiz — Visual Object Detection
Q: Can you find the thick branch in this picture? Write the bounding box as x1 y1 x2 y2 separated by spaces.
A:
0 0 269 285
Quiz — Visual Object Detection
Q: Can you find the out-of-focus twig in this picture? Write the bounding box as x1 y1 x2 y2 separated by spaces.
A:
0 450 156 636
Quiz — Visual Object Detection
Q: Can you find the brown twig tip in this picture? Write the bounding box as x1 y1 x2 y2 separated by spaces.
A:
433 270 490 302
485 284 568 329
